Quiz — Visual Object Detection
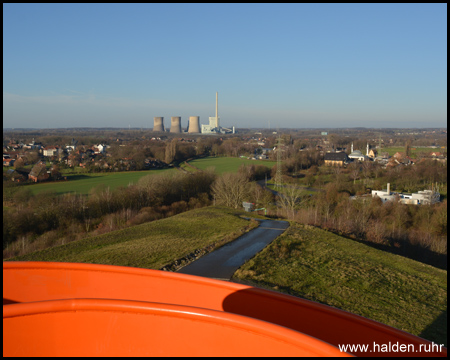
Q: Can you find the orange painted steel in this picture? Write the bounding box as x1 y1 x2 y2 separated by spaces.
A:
3 261 447 357
4 298 346 357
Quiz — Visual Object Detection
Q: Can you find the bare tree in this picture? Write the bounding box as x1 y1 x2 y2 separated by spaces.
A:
13 157 25 169
361 161 373 184
277 185 306 220
165 139 177 164
212 172 250 209
350 168 360 184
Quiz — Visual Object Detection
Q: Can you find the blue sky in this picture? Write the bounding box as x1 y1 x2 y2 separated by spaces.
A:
3 3 447 129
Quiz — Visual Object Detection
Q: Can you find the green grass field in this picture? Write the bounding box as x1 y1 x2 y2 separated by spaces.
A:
24 168 177 196
233 223 447 346
382 147 443 158
18 157 276 197
7 206 257 270
187 156 277 174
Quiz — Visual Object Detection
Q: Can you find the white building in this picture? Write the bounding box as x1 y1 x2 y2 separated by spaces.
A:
372 183 440 205
348 142 369 162
201 116 221 134
42 146 59 157
371 183 396 203
94 144 108 154
400 190 441 205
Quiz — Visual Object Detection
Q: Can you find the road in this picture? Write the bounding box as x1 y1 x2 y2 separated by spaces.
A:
177 219 289 280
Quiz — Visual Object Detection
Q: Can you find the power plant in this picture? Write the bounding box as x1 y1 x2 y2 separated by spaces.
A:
188 116 201 134
151 92 234 134
170 117 182 133
201 92 232 134
153 117 165 132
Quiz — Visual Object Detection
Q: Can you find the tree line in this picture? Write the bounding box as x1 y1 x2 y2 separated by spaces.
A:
3 164 273 259
270 160 447 269
3 153 447 270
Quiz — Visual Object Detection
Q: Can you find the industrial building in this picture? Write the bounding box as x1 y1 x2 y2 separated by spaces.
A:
201 92 233 134
170 117 182 133
151 92 234 134
371 183 440 205
153 117 165 132
187 116 201 134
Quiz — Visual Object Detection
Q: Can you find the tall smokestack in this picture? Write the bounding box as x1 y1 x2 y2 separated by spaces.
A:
216 92 219 128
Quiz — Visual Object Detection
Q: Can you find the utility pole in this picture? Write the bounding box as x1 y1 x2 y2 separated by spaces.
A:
274 135 284 190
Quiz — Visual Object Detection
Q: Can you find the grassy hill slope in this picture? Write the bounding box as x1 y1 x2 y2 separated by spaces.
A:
8 206 257 269
233 223 447 346
7 205 446 346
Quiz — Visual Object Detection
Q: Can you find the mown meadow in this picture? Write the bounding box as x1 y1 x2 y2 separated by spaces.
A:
15 156 276 197
25 168 177 196
233 222 447 346
382 146 443 157
186 156 276 174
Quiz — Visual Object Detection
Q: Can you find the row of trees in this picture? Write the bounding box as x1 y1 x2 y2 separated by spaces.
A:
3 170 216 258
290 184 447 268
268 160 447 268
3 144 447 270
3 164 273 259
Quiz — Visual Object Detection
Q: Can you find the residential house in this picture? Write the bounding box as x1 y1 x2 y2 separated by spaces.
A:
42 146 59 157
28 162 49 182
3 158 15 167
393 152 405 160
93 144 107 154
392 152 413 165
66 138 78 153
6 168 29 182
368 149 378 158
430 151 442 157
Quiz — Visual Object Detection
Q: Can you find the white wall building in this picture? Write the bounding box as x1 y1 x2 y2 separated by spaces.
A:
348 142 369 162
371 183 396 203
372 183 440 205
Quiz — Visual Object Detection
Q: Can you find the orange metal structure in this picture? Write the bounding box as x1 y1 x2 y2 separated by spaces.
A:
3 262 447 357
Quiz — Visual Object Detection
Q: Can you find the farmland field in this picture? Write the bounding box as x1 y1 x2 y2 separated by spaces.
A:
18 157 276 197
381 146 444 157
187 156 277 174
25 168 177 196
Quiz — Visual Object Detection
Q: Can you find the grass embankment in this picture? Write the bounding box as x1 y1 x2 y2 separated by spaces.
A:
233 223 447 346
8 206 258 270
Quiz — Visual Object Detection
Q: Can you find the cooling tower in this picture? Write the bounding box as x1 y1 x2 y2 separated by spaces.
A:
153 117 165 132
188 116 201 133
170 117 182 133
